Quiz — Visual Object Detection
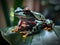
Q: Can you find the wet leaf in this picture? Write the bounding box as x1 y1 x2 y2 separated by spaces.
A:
0 27 33 45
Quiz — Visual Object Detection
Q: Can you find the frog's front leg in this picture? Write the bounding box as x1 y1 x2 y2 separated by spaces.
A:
12 26 19 32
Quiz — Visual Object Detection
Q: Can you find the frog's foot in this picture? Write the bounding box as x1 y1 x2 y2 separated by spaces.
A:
22 33 29 39
47 27 52 31
20 31 26 34
44 27 52 31
22 34 28 42
23 35 27 38
12 29 18 32
12 26 18 32
44 27 48 30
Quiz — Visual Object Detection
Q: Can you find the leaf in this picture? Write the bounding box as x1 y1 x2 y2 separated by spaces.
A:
0 27 33 45
0 26 60 45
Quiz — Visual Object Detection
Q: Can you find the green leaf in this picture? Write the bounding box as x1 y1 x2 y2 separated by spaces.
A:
0 27 33 45
0 26 60 45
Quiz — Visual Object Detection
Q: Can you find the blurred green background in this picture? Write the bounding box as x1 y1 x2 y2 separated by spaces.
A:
0 0 60 28
14 0 23 26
